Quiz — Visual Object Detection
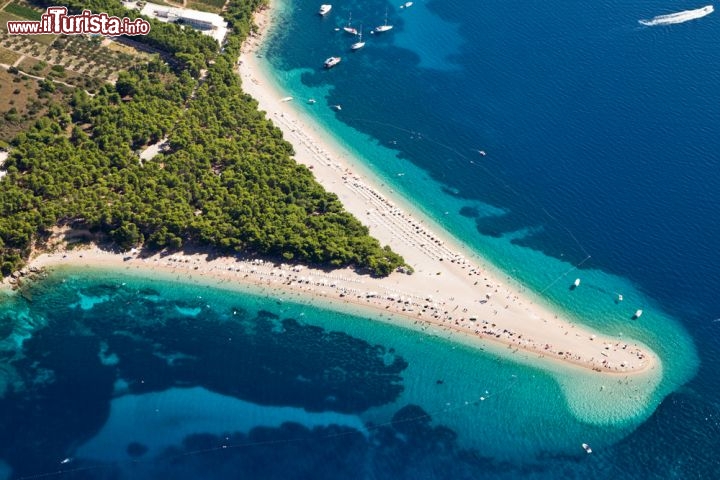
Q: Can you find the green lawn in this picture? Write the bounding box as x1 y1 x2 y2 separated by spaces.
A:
186 0 225 13
4 2 42 21
198 0 227 8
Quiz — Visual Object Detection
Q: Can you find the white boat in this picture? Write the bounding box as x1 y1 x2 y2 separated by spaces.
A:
375 8 394 32
351 25 365 50
324 56 341 68
307 98 317 104
639 5 713 26
573 278 581 288
582 443 592 454
617 294 623 302
280 96 293 102
400 1 413 8
633 309 643 319
343 13 358 34
318 4 332 16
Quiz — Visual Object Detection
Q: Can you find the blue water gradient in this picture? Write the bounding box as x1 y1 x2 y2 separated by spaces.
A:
253 0 717 475
1 267 713 479
0 269 660 478
1 0 720 477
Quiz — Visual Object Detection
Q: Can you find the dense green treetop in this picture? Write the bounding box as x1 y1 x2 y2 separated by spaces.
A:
0 0 405 276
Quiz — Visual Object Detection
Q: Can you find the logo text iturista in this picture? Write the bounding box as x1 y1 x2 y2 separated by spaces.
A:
6 7 151 36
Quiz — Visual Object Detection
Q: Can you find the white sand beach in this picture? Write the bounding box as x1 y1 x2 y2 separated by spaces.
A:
3 2 661 380
21 245 657 379
233 2 660 377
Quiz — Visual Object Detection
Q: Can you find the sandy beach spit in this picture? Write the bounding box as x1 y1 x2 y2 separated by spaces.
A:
13 247 656 378
230 1 660 377
1 1 660 379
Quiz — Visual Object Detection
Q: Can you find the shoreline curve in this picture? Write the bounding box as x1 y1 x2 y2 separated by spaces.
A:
1 1 663 386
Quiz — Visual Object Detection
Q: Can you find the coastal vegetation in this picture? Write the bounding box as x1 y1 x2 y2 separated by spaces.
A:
0 0 405 276
0 67 75 142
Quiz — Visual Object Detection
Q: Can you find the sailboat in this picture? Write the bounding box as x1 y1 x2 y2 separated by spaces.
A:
375 8 393 32
351 25 365 50
343 13 358 35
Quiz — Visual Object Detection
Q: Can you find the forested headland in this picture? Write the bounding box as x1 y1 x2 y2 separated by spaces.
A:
0 0 406 277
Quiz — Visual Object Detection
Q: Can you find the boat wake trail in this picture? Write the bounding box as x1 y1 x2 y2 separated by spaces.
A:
639 4 714 26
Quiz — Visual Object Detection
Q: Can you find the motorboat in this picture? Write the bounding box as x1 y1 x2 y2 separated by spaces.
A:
318 4 332 16
324 56 341 68
639 5 713 26
633 309 643 319
573 278 581 288
582 443 592 454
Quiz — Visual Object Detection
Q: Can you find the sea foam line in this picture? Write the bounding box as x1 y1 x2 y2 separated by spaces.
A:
639 4 714 26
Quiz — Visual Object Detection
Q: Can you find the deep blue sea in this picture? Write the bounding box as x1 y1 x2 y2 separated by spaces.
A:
1 0 720 478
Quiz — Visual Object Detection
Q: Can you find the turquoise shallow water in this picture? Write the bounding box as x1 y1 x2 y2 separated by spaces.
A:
0 267 689 479
257 0 700 402
250 0 718 476
2 0 720 477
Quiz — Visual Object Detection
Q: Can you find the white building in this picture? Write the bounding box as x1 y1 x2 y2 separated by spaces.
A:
0 151 8 179
124 1 229 44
